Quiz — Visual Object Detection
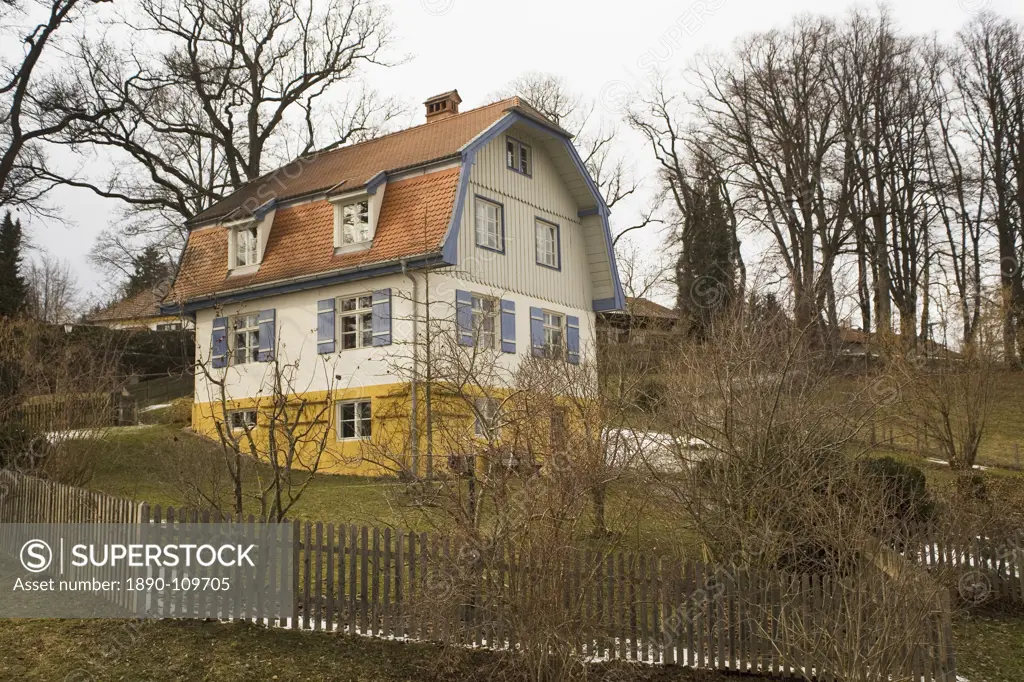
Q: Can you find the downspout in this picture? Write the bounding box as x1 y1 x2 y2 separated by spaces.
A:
402 260 420 478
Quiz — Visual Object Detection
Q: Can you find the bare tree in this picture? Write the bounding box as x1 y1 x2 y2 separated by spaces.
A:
952 14 1024 364
0 0 124 212
191 347 341 521
48 0 402 263
24 253 77 323
685 16 857 340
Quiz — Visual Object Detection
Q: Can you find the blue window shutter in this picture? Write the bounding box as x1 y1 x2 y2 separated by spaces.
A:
372 289 392 346
530 307 545 357
567 315 580 365
211 316 228 369
500 299 516 354
317 299 336 354
456 290 474 346
257 309 276 362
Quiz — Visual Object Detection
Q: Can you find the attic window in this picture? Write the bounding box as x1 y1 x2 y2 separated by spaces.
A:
506 137 531 176
234 224 259 268
340 200 370 245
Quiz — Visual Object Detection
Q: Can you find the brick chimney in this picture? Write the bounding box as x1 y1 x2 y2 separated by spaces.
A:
424 90 462 122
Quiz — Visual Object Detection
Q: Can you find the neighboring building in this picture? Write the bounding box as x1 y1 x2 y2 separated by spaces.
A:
167 90 625 476
86 286 193 331
597 296 678 346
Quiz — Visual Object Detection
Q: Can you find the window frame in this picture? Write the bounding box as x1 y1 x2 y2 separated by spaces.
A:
155 322 182 332
227 408 258 432
506 136 532 177
473 195 505 253
232 223 259 268
473 397 500 439
470 294 498 349
337 294 374 351
230 313 261 365
534 217 561 270
542 310 565 359
337 198 371 247
336 399 372 441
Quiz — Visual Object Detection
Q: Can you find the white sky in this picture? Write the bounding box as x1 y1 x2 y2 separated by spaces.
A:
21 0 1024 301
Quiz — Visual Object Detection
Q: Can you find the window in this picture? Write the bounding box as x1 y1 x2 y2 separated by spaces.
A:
474 197 503 251
228 409 257 431
474 397 499 438
231 313 260 364
339 295 373 350
340 200 371 246
535 219 560 269
471 295 497 349
337 400 372 440
155 322 182 331
506 137 531 175
234 225 259 267
543 311 564 358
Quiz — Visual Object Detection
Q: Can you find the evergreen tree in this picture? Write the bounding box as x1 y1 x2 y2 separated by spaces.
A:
0 212 29 318
123 246 171 298
674 154 740 339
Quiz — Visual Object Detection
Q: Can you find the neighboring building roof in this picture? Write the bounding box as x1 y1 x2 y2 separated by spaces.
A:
625 297 677 319
189 97 555 227
171 169 460 303
87 287 167 324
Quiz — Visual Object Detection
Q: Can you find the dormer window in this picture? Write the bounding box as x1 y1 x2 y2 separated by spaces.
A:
331 187 382 254
340 200 370 245
233 224 259 268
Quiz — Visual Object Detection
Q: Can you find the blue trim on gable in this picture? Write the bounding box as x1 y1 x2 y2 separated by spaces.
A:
578 207 601 218
168 253 446 313
366 171 387 195
593 297 620 312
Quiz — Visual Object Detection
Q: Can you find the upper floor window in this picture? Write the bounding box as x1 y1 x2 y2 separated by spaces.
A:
340 200 370 246
506 137 532 176
339 295 373 350
535 219 560 269
471 294 497 349
232 313 260 364
474 197 503 252
543 311 564 358
234 224 259 268
155 322 182 332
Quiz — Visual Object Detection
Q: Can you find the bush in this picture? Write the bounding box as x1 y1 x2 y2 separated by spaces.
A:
167 397 192 426
862 456 934 526
0 421 50 472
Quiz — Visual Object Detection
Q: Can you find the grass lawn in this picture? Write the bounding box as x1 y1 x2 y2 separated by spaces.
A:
954 605 1024 682
74 425 703 558
0 619 752 682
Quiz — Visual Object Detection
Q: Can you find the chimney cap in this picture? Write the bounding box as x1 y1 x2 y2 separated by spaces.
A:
424 89 462 122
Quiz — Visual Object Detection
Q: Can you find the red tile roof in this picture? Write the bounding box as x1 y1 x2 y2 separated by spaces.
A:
189 98 520 226
170 169 460 303
87 287 168 323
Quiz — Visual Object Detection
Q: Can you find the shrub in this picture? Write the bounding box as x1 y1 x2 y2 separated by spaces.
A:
862 456 934 527
0 421 50 472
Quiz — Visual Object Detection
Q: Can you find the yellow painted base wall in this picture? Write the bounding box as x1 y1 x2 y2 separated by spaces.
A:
191 382 442 477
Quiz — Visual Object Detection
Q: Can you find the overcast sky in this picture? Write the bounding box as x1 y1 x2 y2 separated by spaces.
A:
22 0 1023 301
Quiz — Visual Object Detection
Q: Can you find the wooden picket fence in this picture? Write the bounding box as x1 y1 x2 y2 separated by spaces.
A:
904 524 1024 605
0 471 959 681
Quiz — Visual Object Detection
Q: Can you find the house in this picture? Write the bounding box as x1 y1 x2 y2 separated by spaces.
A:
87 286 193 331
166 90 625 476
